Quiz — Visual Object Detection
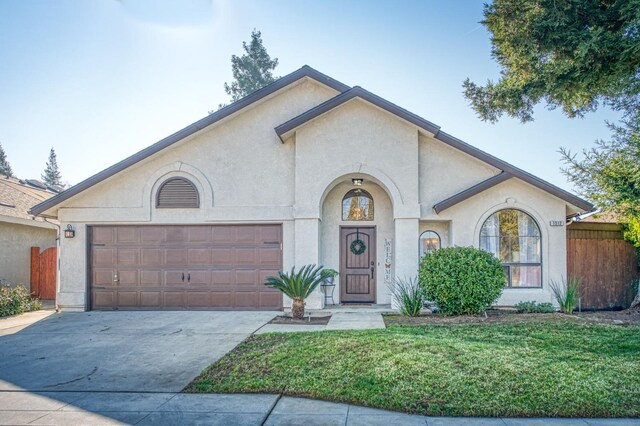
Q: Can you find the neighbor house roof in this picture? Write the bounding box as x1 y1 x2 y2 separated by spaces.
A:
0 177 58 228
30 65 593 216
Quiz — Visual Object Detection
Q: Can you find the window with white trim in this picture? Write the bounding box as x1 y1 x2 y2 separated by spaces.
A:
480 209 541 288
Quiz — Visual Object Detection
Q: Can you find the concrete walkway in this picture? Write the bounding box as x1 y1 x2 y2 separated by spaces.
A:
256 311 386 334
0 392 637 425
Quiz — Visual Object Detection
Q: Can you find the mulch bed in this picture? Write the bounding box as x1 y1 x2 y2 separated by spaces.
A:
384 308 640 327
269 315 332 325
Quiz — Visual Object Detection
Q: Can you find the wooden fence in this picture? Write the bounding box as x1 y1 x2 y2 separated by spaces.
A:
567 222 638 310
30 246 57 300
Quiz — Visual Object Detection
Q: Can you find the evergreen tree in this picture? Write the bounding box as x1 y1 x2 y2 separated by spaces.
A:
217 29 279 109
42 148 62 187
463 0 640 123
0 142 13 178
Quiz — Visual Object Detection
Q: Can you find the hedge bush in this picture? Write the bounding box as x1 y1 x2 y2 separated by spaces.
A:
0 284 42 317
419 246 505 315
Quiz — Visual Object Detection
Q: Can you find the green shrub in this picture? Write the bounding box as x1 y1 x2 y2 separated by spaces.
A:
550 276 580 314
419 246 505 315
389 277 424 317
0 284 42 317
515 301 555 313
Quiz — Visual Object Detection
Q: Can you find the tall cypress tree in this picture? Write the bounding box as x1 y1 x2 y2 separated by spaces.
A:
42 148 62 187
0 142 13 178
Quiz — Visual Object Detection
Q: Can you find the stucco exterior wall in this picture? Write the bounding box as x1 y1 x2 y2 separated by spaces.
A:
49 77 577 311
0 222 56 290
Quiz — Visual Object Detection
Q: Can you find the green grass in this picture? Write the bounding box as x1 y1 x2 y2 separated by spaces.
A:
186 320 640 417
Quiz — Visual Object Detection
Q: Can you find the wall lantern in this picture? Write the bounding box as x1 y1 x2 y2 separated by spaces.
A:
352 178 363 186
64 224 76 239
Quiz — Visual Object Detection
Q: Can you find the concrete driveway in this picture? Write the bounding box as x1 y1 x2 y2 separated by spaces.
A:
0 310 276 392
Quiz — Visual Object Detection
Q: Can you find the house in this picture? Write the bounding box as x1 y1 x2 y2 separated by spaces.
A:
30 66 593 312
1 177 58 293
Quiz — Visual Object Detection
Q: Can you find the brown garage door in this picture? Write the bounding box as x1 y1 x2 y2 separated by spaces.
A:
89 225 283 310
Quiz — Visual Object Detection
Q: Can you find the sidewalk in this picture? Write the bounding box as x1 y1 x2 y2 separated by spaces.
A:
256 311 386 334
0 391 637 425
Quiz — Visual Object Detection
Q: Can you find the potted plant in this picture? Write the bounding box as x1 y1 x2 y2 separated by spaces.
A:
320 268 339 284
265 264 325 319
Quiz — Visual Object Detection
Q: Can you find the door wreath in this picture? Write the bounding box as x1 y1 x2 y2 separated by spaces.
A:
350 239 366 255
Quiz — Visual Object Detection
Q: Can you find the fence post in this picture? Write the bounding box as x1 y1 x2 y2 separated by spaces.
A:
30 247 41 297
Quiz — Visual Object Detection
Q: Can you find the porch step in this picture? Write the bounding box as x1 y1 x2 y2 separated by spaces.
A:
324 312 386 331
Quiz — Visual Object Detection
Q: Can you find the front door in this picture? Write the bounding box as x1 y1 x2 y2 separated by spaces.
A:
340 226 376 303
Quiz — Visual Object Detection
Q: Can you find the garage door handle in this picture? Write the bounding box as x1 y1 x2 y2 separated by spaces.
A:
181 273 185 282
187 273 191 282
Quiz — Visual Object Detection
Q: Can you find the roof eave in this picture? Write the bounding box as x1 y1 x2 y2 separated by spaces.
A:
30 65 351 217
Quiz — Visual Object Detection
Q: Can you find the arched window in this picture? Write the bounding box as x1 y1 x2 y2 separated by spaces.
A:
480 209 541 288
156 177 199 208
419 230 441 258
342 189 374 221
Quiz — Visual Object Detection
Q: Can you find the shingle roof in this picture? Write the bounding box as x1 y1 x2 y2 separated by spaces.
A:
0 177 57 225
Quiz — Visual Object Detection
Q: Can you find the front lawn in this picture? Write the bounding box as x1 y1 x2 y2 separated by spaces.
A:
186 320 640 417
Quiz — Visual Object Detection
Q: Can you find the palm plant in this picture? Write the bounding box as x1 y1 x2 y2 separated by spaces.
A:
265 264 325 319
549 275 581 314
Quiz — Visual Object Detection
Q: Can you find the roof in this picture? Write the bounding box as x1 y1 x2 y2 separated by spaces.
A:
274 85 593 212
30 66 350 217
0 177 58 227
30 65 593 216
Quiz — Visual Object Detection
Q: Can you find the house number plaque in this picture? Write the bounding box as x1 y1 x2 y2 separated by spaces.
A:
549 220 564 227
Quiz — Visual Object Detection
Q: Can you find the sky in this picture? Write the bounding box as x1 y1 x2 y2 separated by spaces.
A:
0 0 620 192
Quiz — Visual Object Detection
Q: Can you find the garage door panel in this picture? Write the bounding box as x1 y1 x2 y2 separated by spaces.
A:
260 292 282 308
187 292 211 308
94 270 115 286
140 292 161 307
259 247 281 266
187 226 211 242
188 249 210 265
187 270 211 286
211 292 233 307
236 270 257 286
93 291 115 308
235 292 258 308
236 226 257 243
165 270 185 285
116 227 138 243
92 227 115 244
117 270 139 286
140 270 162 286
141 227 165 243
258 225 281 244
117 292 138 307
90 225 282 310
93 248 115 266
211 270 233 284
165 249 187 265
141 249 162 266
211 249 234 265
164 292 185 308
117 248 139 265
235 248 256 265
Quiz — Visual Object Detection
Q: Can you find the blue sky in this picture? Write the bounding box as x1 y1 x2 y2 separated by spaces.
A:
0 0 619 191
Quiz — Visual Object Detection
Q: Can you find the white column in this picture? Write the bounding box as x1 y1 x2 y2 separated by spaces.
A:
294 218 324 309
393 218 420 309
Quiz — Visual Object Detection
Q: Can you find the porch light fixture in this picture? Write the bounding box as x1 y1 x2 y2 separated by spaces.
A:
64 224 76 239
352 178 363 186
